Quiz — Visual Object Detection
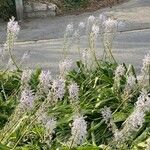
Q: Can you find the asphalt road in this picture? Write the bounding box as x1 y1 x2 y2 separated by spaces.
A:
7 29 149 75
0 0 150 75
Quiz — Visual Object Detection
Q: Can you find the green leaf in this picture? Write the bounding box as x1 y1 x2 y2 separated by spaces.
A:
0 143 10 150
113 112 128 122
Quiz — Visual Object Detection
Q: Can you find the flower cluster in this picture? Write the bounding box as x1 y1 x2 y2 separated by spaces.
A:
103 18 118 33
21 69 33 89
101 106 112 124
7 16 20 35
20 89 35 110
141 54 150 73
82 49 91 67
124 75 136 93
38 70 52 95
92 24 100 37
114 91 150 144
59 59 72 77
86 15 95 33
37 112 57 142
69 115 87 148
52 78 65 100
68 82 79 100
139 53 150 88
115 64 126 78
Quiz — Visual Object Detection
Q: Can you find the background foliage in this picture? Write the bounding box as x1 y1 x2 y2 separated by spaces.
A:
0 0 16 21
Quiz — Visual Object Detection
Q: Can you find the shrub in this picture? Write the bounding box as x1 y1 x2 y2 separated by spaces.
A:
0 0 16 21
64 0 89 10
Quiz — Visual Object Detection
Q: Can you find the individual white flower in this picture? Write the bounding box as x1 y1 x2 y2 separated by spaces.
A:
20 89 35 110
78 22 85 29
39 70 52 94
66 24 74 35
69 115 87 147
59 59 72 77
103 18 118 32
52 78 65 100
92 24 99 36
21 69 33 87
115 65 126 77
7 16 20 35
68 82 79 100
101 106 112 124
87 15 95 24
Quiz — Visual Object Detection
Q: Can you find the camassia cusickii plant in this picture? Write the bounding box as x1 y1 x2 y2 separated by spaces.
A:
0 14 150 150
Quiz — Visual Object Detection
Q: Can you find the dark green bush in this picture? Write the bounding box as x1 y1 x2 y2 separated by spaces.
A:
64 0 89 10
0 0 16 21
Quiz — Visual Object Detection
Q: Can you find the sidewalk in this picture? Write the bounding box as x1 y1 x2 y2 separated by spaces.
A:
0 0 150 44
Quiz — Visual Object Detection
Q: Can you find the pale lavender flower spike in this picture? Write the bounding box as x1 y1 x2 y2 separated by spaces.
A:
59 59 72 77
101 106 112 124
20 89 35 110
92 24 100 36
141 53 150 72
69 115 87 147
68 82 79 100
88 15 95 23
39 70 52 93
45 118 57 135
115 64 126 77
126 75 136 88
126 109 145 129
7 16 20 35
37 112 57 142
52 78 65 100
21 69 33 87
103 18 118 32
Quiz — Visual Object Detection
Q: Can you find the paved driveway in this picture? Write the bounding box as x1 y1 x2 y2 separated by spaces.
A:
0 0 150 74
